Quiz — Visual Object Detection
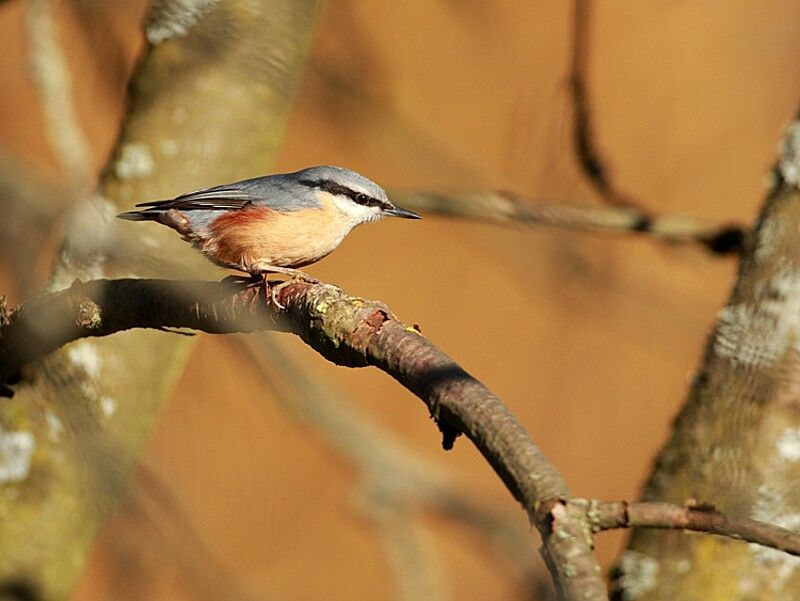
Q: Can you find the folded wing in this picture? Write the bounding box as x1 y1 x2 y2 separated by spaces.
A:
134 186 260 211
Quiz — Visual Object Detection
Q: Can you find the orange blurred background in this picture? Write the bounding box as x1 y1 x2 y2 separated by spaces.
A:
1 1 800 599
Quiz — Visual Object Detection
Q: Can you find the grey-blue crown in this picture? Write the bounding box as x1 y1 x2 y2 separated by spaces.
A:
286 166 420 219
293 166 387 198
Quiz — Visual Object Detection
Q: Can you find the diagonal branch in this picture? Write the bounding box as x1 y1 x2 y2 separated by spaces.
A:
235 334 546 596
27 0 94 194
0 278 608 601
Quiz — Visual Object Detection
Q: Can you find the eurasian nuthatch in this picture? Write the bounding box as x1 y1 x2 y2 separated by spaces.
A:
117 166 420 288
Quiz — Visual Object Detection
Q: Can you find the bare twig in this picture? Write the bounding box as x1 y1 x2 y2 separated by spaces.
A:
387 0 748 257
393 190 746 255
0 277 608 601
115 466 271 601
568 499 800 557
370 507 448 601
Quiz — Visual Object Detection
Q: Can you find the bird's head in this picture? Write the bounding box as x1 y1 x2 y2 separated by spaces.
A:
292 166 420 226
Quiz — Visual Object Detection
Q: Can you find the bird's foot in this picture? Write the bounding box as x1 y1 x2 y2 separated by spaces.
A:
220 274 270 306
265 270 319 309
282 269 319 285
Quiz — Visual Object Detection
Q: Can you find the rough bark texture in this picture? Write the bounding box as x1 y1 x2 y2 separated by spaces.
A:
0 278 608 600
615 118 800 600
0 2 319 598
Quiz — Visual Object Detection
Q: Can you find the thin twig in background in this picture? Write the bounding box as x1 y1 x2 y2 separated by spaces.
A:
393 190 746 255
116 467 271 601
240 335 450 601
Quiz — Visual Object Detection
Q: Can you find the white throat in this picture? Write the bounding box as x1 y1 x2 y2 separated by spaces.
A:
331 194 384 226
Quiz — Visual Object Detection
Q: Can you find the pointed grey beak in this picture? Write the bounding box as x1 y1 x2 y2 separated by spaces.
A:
384 205 421 219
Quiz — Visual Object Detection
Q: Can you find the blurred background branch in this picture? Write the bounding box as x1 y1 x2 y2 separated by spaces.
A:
568 0 631 209
393 190 746 255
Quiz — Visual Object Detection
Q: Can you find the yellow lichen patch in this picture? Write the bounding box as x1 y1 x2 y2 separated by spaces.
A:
672 536 750 601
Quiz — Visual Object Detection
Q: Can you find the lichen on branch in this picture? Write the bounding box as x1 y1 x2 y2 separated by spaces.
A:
0 277 607 601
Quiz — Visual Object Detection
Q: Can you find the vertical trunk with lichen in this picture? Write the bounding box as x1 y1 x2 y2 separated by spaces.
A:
0 2 319 598
614 119 800 600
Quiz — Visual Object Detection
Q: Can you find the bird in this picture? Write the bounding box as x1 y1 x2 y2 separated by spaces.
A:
117 166 421 303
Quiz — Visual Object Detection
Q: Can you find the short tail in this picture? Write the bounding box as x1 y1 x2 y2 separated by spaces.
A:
116 209 156 221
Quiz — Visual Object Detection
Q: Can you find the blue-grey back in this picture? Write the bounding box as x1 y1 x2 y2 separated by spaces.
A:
129 165 387 232
168 169 327 232
192 166 385 208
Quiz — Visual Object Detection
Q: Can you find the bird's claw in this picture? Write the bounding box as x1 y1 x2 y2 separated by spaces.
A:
268 272 319 310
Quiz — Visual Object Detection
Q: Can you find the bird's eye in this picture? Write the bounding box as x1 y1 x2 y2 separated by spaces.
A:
355 194 369 204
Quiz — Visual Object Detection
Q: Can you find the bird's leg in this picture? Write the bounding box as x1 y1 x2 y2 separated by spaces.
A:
256 266 319 309
219 273 271 307
262 266 320 284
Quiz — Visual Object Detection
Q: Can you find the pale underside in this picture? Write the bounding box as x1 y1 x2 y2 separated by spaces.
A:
199 199 357 273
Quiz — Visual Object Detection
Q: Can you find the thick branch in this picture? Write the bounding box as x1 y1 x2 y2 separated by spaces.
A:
0 278 608 601
236 334 546 595
616 112 800 597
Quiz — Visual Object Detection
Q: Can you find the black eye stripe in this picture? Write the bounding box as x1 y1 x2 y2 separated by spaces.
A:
299 179 390 210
